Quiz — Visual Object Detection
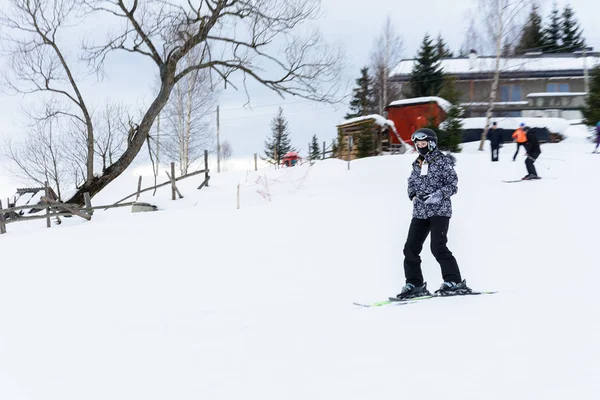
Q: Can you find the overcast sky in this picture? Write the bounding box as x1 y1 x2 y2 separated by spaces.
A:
0 0 598 165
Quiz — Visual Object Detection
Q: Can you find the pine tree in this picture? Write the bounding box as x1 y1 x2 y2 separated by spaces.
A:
345 67 376 119
582 66 600 127
264 107 295 164
543 2 562 53
355 122 376 158
561 5 585 52
437 76 463 153
409 34 444 98
436 34 453 58
309 134 320 160
515 5 545 54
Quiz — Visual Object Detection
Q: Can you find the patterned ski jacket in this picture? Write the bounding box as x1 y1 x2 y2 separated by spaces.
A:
407 150 458 219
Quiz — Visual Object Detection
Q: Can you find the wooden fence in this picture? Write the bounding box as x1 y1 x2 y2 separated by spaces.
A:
1 154 211 236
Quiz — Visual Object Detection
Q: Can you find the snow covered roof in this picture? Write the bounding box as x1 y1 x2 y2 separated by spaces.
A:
526 92 587 97
388 96 452 112
390 55 600 80
339 114 394 128
460 101 529 107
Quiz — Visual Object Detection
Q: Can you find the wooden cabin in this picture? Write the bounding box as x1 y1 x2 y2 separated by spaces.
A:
336 114 406 160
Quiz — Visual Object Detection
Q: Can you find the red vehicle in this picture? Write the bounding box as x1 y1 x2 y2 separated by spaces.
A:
281 151 301 167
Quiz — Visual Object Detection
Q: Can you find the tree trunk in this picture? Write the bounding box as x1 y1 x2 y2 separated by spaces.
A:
64 75 176 205
479 1 505 151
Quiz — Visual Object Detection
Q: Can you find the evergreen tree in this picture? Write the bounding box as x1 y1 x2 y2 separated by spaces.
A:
437 76 463 153
309 134 320 160
264 107 295 164
436 34 453 58
345 67 376 119
561 5 585 52
515 5 545 54
409 34 444 98
543 2 562 53
355 122 376 158
582 66 600 127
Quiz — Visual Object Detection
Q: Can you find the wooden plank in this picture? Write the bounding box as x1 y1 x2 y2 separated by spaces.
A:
171 162 176 200
40 197 91 221
84 192 93 216
204 150 209 187
112 169 208 205
0 199 6 234
197 180 207 191
45 183 51 228
166 171 184 199
4 212 64 225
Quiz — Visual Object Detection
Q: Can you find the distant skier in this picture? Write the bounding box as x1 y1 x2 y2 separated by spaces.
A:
523 126 541 180
395 128 471 300
594 121 600 153
512 122 527 161
487 121 503 162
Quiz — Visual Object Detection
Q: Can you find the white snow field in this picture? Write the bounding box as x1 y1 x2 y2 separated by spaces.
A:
1 126 599 400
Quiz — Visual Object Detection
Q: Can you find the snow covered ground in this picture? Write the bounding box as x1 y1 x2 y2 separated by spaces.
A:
0 126 599 399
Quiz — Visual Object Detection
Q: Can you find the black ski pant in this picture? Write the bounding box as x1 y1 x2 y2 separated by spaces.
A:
526 152 539 176
513 143 525 161
491 145 499 162
403 217 462 286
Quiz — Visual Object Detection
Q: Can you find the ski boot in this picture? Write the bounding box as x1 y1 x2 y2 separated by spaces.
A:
396 282 431 300
435 279 472 296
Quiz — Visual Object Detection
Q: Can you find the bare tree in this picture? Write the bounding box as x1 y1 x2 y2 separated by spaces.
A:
1 0 344 204
477 0 533 150
160 49 217 176
370 16 403 113
3 118 69 200
94 102 130 173
219 140 233 171
0 0 96 185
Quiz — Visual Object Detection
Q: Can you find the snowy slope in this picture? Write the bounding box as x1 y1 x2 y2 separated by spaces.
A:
1 127 599 400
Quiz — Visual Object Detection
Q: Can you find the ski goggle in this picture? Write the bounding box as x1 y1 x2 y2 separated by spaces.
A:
411 131 428 142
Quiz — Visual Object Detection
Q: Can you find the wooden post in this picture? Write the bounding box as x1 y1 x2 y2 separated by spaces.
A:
83 192 93 216
254 153 258 171
237 184 240 209
347 135 352 171
136 176 142 200
171 162 176 200
322 141 326 160
0 199 6 235
166 172 184 199
44 182 51 228
204 150 209 187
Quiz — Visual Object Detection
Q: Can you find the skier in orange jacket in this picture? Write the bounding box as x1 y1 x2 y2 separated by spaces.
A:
512 123 527 161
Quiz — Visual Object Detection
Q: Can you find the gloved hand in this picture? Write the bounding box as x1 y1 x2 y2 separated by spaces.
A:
409 192 416 201
420 191 443 204
417 194 431 202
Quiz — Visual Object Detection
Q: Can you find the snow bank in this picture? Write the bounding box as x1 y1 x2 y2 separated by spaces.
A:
460 117 570 134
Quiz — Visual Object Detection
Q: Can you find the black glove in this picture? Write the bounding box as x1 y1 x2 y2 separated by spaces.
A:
417 194 431 202
409 192 416 201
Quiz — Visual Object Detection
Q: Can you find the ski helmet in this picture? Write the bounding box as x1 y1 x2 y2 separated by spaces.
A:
411 128 437 154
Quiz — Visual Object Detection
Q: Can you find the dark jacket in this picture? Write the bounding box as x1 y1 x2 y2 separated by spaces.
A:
487 128 503 147
525 130 541 156
407 150 458 219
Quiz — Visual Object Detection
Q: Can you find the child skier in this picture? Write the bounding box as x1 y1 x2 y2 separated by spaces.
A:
396 128 470 300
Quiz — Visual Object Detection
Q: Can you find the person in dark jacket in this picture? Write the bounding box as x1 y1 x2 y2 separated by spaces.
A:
395 128 471 300
523 126 541 180
487 122 503 161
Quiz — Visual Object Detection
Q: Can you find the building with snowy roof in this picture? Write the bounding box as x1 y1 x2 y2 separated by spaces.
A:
389 51 600 120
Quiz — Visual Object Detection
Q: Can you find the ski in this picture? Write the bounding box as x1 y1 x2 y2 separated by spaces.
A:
354 291 497 308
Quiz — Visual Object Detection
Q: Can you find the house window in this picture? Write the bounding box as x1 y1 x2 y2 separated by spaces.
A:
500 85 523 102
547 83 570 92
